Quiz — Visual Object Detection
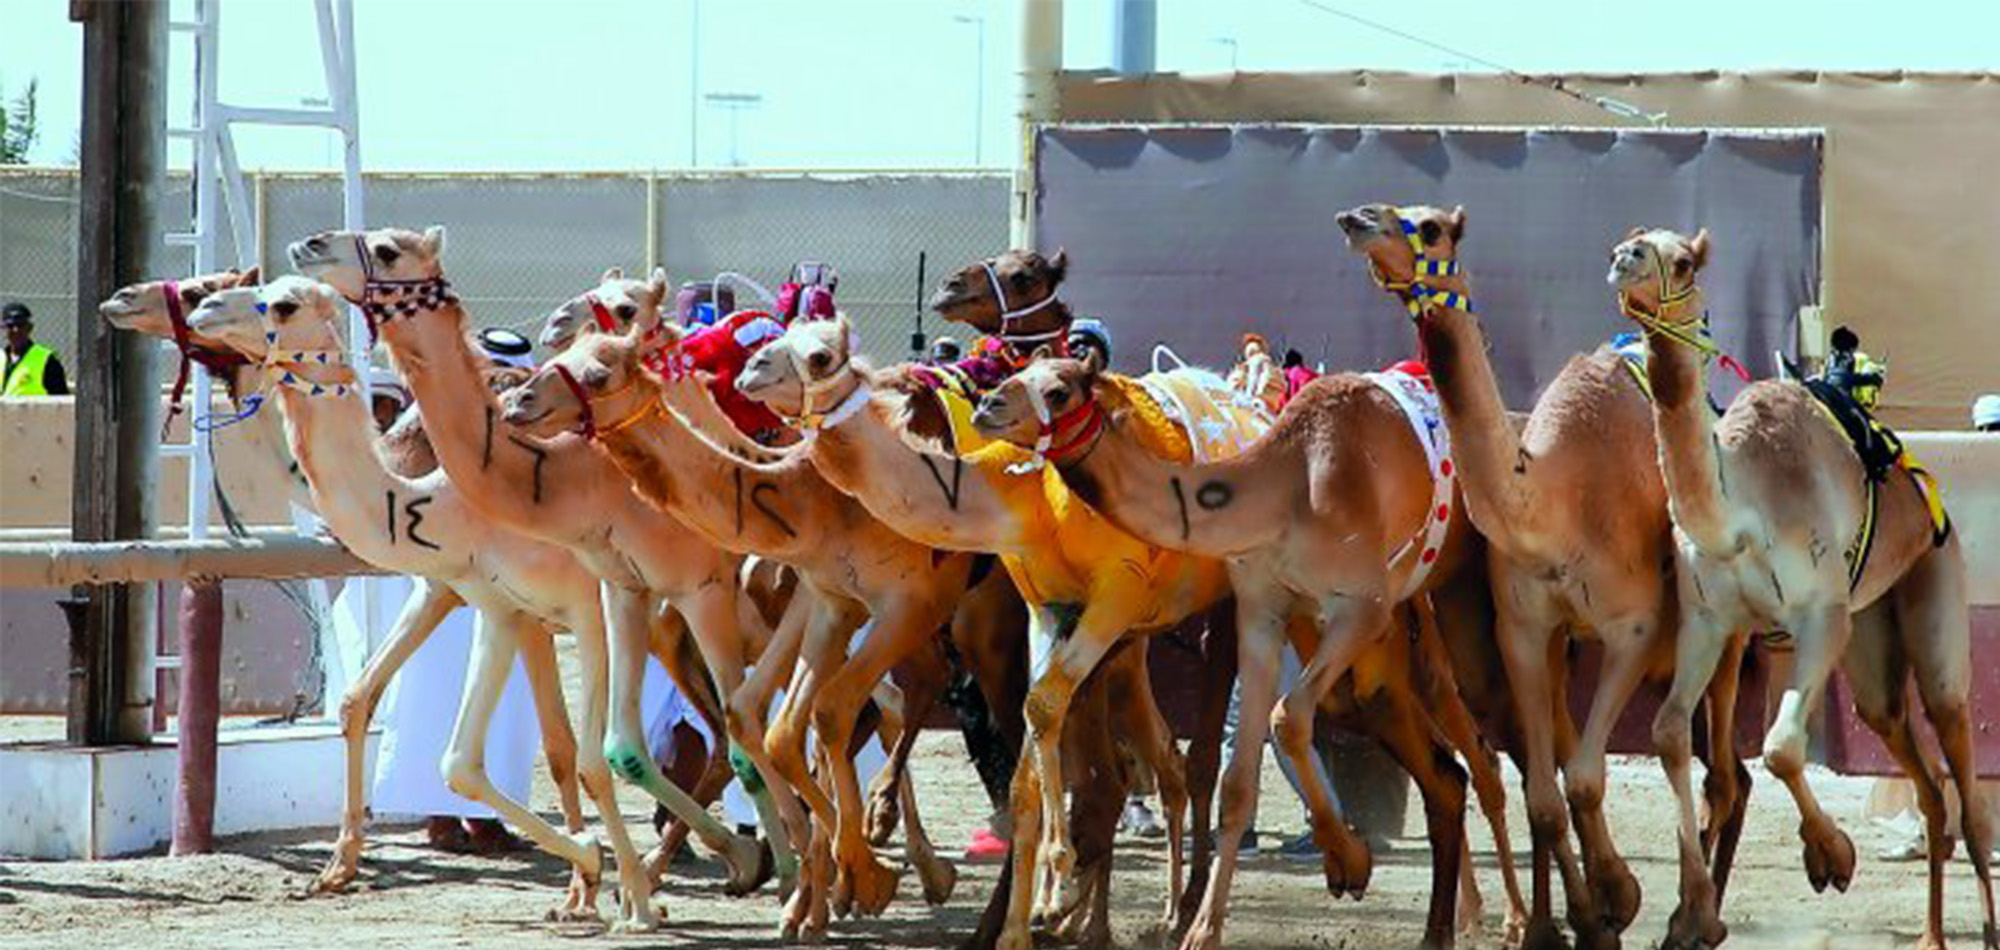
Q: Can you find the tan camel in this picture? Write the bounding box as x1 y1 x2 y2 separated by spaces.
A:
501 273 979 932
1611 227 1997 950
180 278 658 924
1337 203 1762 950
736 316 1288 950
287 228 790 928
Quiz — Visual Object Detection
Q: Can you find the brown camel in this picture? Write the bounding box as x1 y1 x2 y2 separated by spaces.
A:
500 272 981 932
101 272 735 903
284 231 781 931
735 316 1299 950
1611 227 1997 950
1337 203 1757 950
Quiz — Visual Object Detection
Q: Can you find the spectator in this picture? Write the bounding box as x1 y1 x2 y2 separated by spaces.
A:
1067 318 1112 369
1282 348 1318 403
3 302 70 397
928 336 963 365
478 327 535 370
1227 333 1285 413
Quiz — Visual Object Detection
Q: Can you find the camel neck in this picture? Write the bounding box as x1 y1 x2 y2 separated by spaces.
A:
271 379 425 567
1405 292 1540 557
807 380 1025 554
1635 291 1739 555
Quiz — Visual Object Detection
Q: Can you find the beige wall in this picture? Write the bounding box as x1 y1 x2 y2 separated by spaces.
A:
1055 70 2000 429
0 396 298 531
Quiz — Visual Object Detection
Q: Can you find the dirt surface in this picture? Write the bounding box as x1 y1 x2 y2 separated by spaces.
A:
0 726 1971 950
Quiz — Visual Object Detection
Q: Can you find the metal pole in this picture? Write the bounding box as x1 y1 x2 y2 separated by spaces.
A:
688 0 700 168
975 17 985 166
1110 0 1156 75
1011 0 1062 249
170 577 222 854
70 0 167 745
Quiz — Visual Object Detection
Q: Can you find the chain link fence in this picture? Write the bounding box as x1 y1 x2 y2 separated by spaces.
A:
1 167 1009 364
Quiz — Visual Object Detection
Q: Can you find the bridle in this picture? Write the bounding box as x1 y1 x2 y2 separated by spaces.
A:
353 235 457 344
159 278 252 436
549 359 647 442
1002 380 1104 475
1366 212 1475 319
257 318 357 399
979 259 1070 350
1616 243 1752 382
776 333 870 438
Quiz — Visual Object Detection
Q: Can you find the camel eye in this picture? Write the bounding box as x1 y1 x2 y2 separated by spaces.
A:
373 244 400 265
1009 270 1031 289
1419 220 1443 245
808 351 831 372
1049 386 1070 406
273 300 299 319
1673 257 1692 275
615 304 636 321
180 287 202 304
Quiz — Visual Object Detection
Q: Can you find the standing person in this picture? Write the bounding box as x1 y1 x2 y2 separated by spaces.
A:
1227 333 1286 414
1281 348 1318 404
3 302 70 396
1976 394 2000 433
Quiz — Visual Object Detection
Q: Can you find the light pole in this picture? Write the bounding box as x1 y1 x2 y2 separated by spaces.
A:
1212 36 1239 72
952 13 986 167
688 0 701 167
703 92 763 167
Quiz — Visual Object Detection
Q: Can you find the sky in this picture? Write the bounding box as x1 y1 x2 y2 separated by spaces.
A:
0 0 1996 172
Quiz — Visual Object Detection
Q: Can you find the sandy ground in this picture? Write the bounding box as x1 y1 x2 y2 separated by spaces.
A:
0 720 1973 950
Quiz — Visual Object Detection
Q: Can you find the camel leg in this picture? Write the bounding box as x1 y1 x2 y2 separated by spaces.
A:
1367 674 1471 950
313 577 462 895
643 613 738 886
1180 601 1235 930
1564 617 1654 943
728 580 815 892
516 626 592 917
999 602 1130 950
813 602 950 919
1413 599 1525 942
1178 588 1290 950
1651 582 1741 950
440 611 611 924
876 646 960 907
1764 601 1860 897
1701 634 1754 904
767 592 861 940
1111 641 1191 933
1274 592 1385 901
597 583 762 894
1051 667 1126 950
1895 540 2000 950
1495 596 1590 950
559 608 653 931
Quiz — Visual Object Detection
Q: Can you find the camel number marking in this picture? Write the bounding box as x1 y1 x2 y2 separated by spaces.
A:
1195 480 1233 511
507 435 549 503
732 468 798 538
922 454 964 511
482 406 496 470
1171 476 1192 541
384 490 441 550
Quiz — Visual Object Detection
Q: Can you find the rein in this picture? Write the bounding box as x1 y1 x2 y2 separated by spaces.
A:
160 279 253 437
1367 213 1475 319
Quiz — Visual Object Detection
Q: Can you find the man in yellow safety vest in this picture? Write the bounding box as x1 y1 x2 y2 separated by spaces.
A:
3 302 70 397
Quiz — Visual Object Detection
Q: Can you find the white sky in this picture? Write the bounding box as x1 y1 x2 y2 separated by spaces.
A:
1 0 1996 171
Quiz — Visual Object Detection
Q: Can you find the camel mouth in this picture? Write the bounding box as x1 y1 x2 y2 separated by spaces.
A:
1334 211 1383 246
287 241 337 271
1607 250 1646 287
499 392 552 428
97 298 145 326
928 286 978 315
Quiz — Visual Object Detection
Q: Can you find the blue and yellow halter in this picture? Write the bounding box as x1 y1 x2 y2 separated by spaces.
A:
1368 212 1475 318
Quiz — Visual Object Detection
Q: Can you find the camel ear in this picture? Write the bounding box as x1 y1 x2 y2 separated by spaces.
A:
420 225 447 258
648 267 670 303
1047 248 1069 282
1627 226 1648 240
1448 206 1467 243
239 266 261 287
1028 343 1055 363
1688 229 1711 271
600 266 625 282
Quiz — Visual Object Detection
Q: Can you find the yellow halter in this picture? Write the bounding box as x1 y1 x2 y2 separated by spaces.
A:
1617 248 1718 357
1367 211 1475 318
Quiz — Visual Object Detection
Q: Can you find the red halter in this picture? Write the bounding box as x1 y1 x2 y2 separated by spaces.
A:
552 362 597 440
160 279 250 436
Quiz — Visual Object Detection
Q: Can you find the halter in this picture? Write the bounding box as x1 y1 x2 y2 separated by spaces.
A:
548 360 648 442
354 235 457 344
259 325 357 398
1004 382 1104 475
583 292 619 333
979 259 1068 348
159 279 253 437
777 335 869 437
1617 248 1753 382
1366 213 1475 318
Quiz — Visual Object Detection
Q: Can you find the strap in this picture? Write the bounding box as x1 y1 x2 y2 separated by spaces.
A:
1367 212 1475 319
979 259 1068 349
354 235 458 344
1365 369 1457 599
585 293 618 332
553 363 598 440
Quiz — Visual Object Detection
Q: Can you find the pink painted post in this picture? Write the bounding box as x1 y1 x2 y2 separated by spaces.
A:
170 577 222 855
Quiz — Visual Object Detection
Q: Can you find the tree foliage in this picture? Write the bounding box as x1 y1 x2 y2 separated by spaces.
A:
0 78 41 165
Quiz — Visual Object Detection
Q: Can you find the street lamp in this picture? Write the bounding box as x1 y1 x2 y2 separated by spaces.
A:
1212 36 1239 72
953 13 986 167
703 92 763 168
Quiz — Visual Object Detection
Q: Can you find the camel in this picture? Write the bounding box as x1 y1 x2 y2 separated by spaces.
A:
287 227 800 931
736 316 1285 950
177 277 671 925
502 271 983 932
1337 203 1756 950
1610 226 1997 950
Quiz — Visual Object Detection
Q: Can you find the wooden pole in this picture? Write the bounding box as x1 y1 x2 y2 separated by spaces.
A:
68 0 167 746
170 577 222 854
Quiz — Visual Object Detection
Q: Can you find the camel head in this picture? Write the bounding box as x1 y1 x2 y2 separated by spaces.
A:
288 225 448 304
502 322 666 438
98 268 260 336
970 347 1106 454
188 276 345 361
737 315 862 420
1334 203 1468 308
929 248 1070 339
539 266 673 353
1607 226 1710 318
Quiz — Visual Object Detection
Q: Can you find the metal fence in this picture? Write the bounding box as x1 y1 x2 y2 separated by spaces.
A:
0 167 1010 363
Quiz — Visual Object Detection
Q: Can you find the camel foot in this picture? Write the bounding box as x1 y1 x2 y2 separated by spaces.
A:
607 895 662 935
1915 933 1946 950
1661 897 1727 950
310 858 359 896
1501 906 1530 949
723 835 776 898
1987 920 2000 950
780 876 826 944
1174 914 1224 950
1316 821 1374 899
917 854 959 907
995 926 1033 950
835 850 901 918
1573 924 1622 950
546 862 602 923
1590 857 1643 933
1801 823 1857 894
866 786 901 848
1520 917 1573 950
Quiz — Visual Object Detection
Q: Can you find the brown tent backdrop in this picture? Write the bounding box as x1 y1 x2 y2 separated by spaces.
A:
1053 70 2000 428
